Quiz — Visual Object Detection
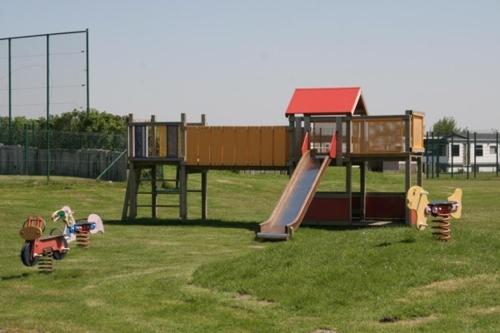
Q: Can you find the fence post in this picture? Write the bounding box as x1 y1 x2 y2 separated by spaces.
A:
451 134 454 178
496 131 499 177
425 131 429 179
431 132 435 178
473 132 477 178
24 125 28 175
466 130 470 179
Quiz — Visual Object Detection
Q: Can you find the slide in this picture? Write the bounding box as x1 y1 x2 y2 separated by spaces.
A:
257 150 330 240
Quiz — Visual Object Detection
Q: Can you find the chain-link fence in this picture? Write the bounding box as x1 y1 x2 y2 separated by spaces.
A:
0 127 127 180
424 131 499 179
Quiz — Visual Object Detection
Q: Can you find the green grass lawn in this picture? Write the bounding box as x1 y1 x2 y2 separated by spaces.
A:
0 171 499 332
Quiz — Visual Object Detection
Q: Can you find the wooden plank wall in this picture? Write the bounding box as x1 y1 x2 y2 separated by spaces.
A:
412 115 425 151
186 126 289 167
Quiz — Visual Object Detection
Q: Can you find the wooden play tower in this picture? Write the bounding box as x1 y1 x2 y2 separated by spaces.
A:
122 87 425 231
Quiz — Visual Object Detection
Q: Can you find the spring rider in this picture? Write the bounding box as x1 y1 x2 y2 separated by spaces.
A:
406 186 463 241
19 216 69 272
51 206 104 248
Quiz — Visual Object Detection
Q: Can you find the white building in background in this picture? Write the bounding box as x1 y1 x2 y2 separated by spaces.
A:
425 132 499 173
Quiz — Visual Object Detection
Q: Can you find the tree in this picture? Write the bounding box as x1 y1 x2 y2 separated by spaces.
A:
432 117 458 135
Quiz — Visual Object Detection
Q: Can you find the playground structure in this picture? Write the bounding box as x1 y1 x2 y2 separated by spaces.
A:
122 87 425 239
406 186 462 241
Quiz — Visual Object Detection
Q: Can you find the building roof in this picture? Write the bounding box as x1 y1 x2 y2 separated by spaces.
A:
427 131 499 142
285 87 367 116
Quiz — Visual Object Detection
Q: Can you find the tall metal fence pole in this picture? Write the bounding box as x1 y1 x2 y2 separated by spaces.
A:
8 38 12 143
425 131 429 179
24 125 28 175
431 132 435 178
46 34 50 182
436 135 440 179
86 28 90 115
473 132 477 178
496 131 499 177
451 134 454 178
466 130 470 179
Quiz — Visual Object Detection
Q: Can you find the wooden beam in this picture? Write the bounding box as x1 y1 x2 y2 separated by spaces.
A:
346 162 352 224
129 166 140 219
336 117 343 166
201 171 208 220
121 168 133 220
417 156 423 186
128 113 134 158
179 163 187 220
405 155 411 225
151 165 157 219
360 161 367 221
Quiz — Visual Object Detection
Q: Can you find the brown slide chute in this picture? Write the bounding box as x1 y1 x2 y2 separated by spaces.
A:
257 150 330 240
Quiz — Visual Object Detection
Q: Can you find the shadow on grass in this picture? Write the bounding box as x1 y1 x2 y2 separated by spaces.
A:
375 236 416 247
303 221 408 232
1 272 30 281
106 218 259 232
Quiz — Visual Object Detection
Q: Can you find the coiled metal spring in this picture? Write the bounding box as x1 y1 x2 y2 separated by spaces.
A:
76 230 90 248
431 214 451 241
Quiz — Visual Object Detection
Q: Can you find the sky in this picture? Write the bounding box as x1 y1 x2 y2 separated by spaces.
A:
0 0 499 129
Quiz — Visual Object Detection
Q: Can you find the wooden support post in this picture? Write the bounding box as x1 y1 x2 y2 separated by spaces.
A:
294 117 302 167
404 113 412 225
304 116 311 133
151 165 157 219
129 166 140 219
201 170 207 220
180 113 187 160
288 115 296 171
179 163 187 220
346 116 351 160
150 115 156 157
336 117 343 166
346 162 352 224
360 161 367 222
405 155 411 225
201 114 207 126
128 113 134 158
417 156 423 186
122 169 133 220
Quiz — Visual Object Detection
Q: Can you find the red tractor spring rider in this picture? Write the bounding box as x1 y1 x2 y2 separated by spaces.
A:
19 216 69 272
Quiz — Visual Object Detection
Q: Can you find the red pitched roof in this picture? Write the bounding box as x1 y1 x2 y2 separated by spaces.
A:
285 87 367 116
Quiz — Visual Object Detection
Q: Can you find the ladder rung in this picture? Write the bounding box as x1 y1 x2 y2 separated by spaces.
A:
140 178 178 182
137 192 152 195
157 189 180 194
136 204 180 208
187 190 202 193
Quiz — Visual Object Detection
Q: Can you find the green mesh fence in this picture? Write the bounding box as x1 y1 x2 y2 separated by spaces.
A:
0 127 127 180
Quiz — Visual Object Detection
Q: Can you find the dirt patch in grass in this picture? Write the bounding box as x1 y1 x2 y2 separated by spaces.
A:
311 329 336 333
410 274 497 297
235 293 274 306
467 306 500 315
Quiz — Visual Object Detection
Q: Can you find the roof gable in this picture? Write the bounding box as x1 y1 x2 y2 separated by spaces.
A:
285 87 367 116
